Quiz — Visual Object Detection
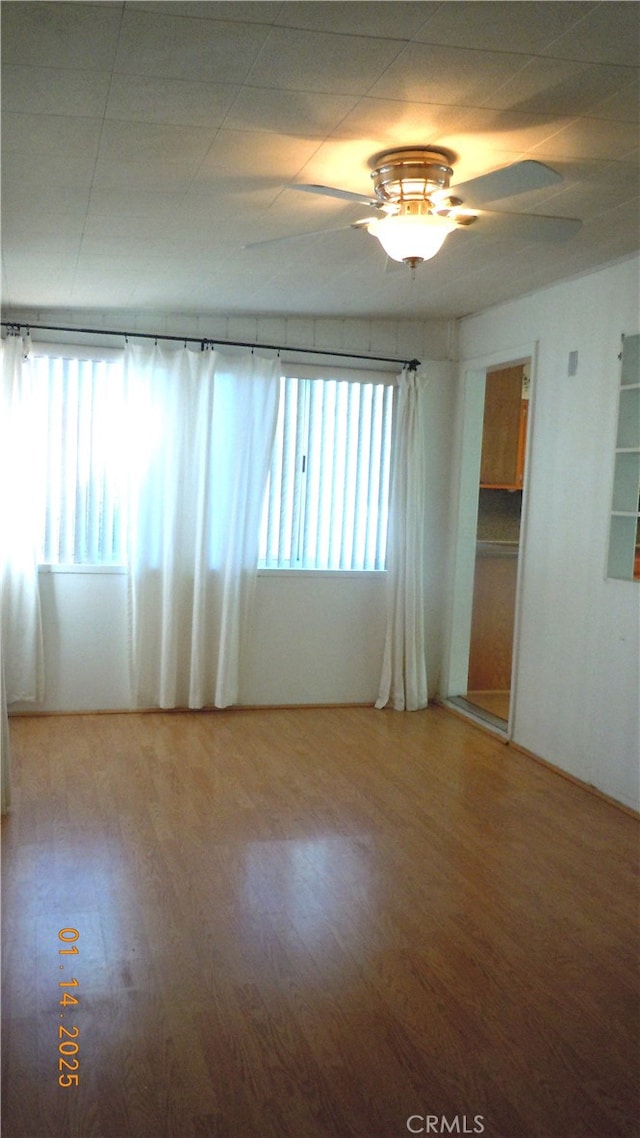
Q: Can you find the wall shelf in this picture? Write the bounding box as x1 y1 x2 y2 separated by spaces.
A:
607 334 640 581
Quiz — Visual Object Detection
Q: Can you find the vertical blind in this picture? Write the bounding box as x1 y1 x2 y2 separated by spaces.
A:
260 376 394 570
33 353 129 564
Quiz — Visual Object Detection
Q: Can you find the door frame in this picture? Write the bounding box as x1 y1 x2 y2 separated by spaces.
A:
442 339 538 740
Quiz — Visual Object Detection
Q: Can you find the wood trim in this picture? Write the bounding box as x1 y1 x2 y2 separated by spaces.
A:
479 481 522 490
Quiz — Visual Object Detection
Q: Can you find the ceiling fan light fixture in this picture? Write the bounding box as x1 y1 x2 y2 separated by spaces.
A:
371 148 454 203
368 209 456 265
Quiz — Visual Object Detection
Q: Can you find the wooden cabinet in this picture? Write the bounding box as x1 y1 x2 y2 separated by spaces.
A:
480 364 529 490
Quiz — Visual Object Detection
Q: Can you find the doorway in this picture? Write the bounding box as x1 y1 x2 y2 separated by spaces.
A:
444 351 533 735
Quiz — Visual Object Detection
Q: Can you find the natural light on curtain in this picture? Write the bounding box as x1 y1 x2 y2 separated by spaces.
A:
30 352 130 565
0 334 44 705
125 342 279 710
376 367 430 711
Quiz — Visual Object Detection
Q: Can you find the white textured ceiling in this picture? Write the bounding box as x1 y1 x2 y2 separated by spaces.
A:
1 0 639 321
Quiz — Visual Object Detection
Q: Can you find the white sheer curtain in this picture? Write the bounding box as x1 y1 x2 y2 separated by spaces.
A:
376 367 430 711
0 334 44 705
126 342 279 709
1 622 11 814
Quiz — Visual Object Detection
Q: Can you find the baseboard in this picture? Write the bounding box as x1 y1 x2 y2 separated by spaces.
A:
7 701 375 718
507 738 640 820
437 698 639 819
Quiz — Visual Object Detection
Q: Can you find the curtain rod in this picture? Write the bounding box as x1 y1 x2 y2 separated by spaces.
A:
1 320 420 370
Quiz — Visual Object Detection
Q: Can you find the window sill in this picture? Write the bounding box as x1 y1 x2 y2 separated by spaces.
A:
36 565 386 579
257 568 387 579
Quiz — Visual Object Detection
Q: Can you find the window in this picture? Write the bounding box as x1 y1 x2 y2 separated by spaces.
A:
25 350 394 572
30 349 130 565
259 375 394 570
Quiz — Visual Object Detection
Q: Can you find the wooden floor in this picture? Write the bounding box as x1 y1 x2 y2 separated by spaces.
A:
2 706 638 1138
465 691 511 722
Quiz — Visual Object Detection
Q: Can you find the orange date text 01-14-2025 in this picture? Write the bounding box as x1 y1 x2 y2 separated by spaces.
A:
58 928 80 1087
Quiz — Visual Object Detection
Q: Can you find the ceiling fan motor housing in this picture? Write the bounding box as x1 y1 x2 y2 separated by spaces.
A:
371 148 454 205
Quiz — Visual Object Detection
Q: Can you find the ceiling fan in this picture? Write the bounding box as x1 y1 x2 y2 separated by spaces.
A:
246 146 581 269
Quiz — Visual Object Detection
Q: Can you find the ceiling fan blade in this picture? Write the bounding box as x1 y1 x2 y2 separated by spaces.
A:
290 183 378 207
451 160 562 206
243 224 360 250
479 209 582 241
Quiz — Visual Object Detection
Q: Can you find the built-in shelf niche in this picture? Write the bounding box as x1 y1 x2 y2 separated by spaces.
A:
607 333 640 582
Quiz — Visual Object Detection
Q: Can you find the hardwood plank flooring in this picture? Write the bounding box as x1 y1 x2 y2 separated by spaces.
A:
465 692 510 722
2 706 638 1138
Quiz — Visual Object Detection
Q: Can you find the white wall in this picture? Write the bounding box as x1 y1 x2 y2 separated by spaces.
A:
243 573 388 705
10 569 131 714
12 568 391 713
455 255 640 810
